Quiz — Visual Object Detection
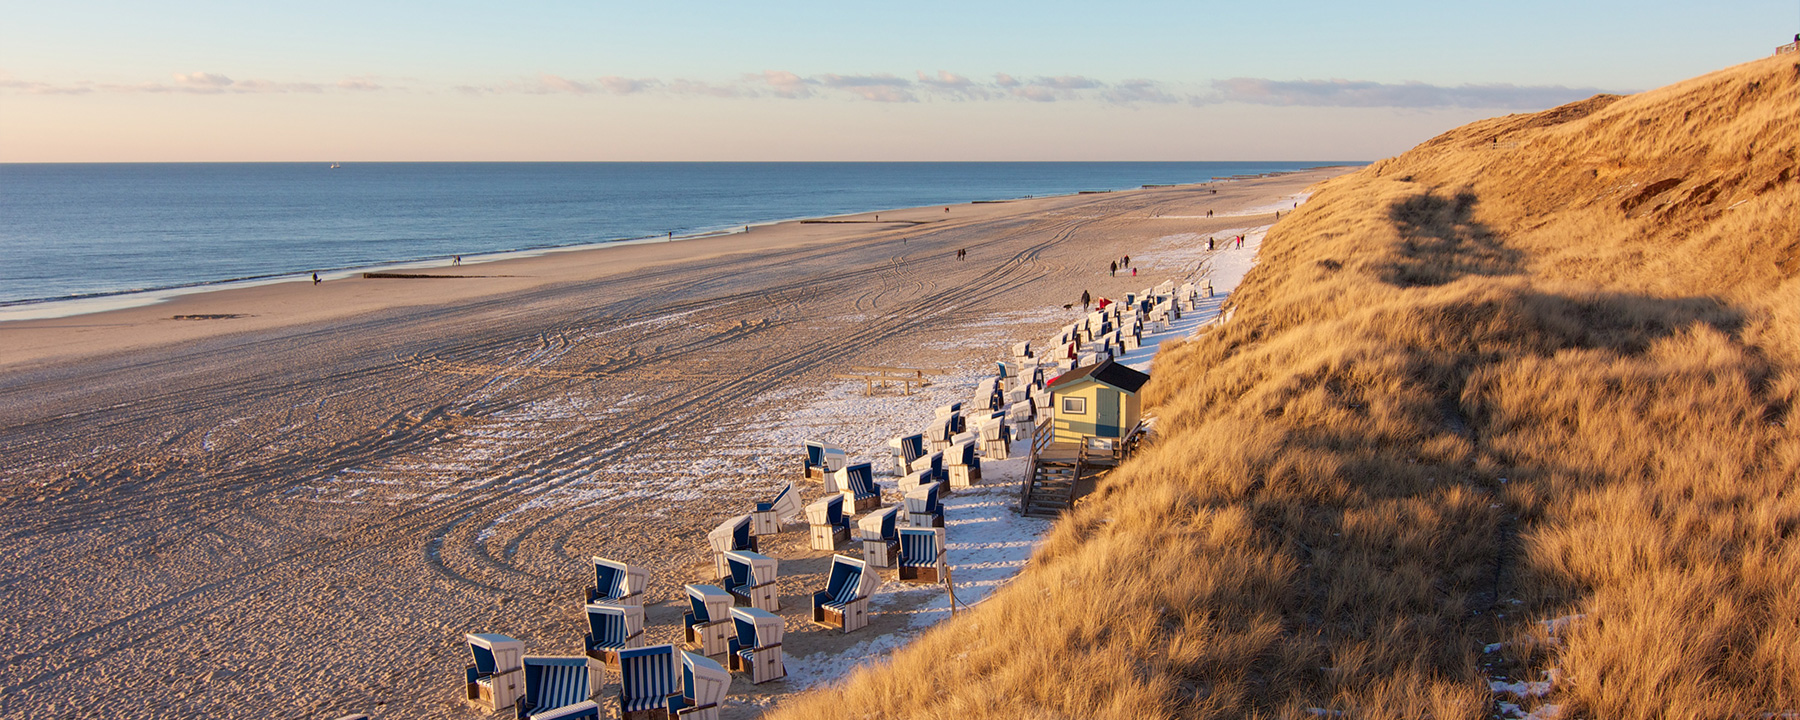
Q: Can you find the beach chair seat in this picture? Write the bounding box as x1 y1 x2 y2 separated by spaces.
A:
811 555 878 633
519 656 603 720
666 651 730 720
908 449 946 482
723 550 779 612
905 481 945 528
1012 340 1033 359
898 468 932 495
898 527 949 583
837 462 881 514
947 440 981 489
586 557 647 606
803 440 847 482
682 584 735 657
973 376 1003 412
584 603 646 669
751 482 801 536
924 414 957 452
977 416 1011 460
463 633 525 712
616 645 681 720
804 494 851 551
727 607 785 684
706 515 756 579
858 506 901 568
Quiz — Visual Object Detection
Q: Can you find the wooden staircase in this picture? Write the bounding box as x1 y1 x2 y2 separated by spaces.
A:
1018 417 1147 518
1021 456 1081 518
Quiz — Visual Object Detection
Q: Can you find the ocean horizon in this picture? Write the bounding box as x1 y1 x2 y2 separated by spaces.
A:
0 161 1358 317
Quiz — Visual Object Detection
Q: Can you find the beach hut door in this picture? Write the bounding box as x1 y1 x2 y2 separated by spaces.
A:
1096 388 1121 437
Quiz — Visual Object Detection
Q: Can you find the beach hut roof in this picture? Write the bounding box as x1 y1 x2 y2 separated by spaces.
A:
1047 358 1149 394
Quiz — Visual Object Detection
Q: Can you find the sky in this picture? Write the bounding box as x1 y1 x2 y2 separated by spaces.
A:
1 1 1794 162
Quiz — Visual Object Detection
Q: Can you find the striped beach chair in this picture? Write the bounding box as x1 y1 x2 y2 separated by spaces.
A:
947 439 981 489
463 633 524 712
706 514 756 579
838 462 881 513
811 554 878 633
1012 340 1033 360
751 482 801 536
723 550 779 612
666 651 731 720
616 645 680 720
586 557 647 606
727 607 785 684
583 603 645 669
519 656 601 720
804 493 850 551
974 376 1004 413
858 505 901 568
887 434 925 477
898 468 932 495
804 440 847 482
682 584 734 657
898 527 949 583
905 482 944 528
977 415 1010 460
924 414 956 453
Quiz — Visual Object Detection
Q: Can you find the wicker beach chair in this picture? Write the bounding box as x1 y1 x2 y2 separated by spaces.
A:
682 584 734 657
583 603 646 670
751 482 801 536
838 462 881 513
706 515 756 579
947 439 981 489
722 550 779 612
616 645 680 720
586 557 647 606
858 505 901 568
518 656 602 720
904 482 945 528
463 633 525 712
898 526 949 583
811 554 878 633
727 607 785 684
887 434 926 476
804 493 850 551
666 651 731 720
803 440 847 482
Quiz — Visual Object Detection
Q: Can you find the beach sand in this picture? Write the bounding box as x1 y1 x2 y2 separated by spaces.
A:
0 167 1348 719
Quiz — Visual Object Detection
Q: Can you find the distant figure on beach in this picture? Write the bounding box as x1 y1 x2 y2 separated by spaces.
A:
1208 238 1215 251
453 255 461 266
1131 267 1137 277
1123 255 1130 268
1110 260 1117 276
1081 290 1091 311
944 207 949 213
312 272 320 285
1207 209 1213 217
1211 189 1217 195
1237 235 1244 249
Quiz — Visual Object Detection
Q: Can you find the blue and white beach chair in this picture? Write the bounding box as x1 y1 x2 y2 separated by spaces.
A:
583 603 645 669
898 526 949 583
858 505 901 568
837 462 881 513
682 584 734 657
723 550 779 612
974 376 1004 413
811 554 878 633
706 514 756 579
804 493 850 551
947 439 982 489
518 656 601 720
887 434 926 476
666 651 731 720
727 607 785 684
803 440 848 482
586 557 647 606
1012 340 1033 360
751 482 801 536
905 481 944 528
463 633 524 712
898 468 933 495
615 645 680 720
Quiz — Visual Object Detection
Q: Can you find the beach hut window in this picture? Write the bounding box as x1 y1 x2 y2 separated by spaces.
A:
1062 396 1087 414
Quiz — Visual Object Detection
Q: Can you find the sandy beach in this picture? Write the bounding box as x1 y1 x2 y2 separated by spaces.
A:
0 167 1347 719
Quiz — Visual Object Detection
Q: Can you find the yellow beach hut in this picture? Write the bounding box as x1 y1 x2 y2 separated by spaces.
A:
1047 359 1149 444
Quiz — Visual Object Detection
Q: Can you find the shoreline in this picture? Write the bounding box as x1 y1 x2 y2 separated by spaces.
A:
0 168 1353 371
0 165 1356 323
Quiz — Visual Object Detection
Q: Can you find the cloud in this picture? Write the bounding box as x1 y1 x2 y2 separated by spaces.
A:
173 71 234 89
598 76 656 94
337 77 383 91
817 73 915 102
1037 75 1101 90
666 78 742 98
759 70 812 98
993 72 1020 88
537 74 593 94
1206 77 1613 108
1101 79 1179 105
917 70 991 100
1011 85 1059 102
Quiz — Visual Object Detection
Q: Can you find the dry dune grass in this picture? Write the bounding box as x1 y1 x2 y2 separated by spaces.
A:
774 54 1799 719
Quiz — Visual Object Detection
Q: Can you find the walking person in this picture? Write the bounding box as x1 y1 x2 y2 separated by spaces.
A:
1110 260 1117 277
1081 290 1091 311
1123 255 1130 268
312 272 320 285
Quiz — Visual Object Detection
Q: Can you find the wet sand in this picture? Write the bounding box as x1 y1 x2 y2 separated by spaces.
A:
0 167 1349 719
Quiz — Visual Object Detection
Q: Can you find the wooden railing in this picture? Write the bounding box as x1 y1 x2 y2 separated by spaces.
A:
1018 414 1055 511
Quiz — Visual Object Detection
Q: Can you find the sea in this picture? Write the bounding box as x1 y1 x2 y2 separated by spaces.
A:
0 162 1350 319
